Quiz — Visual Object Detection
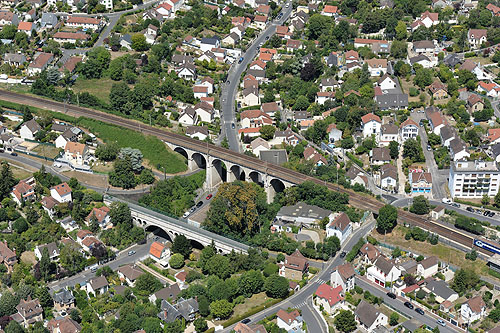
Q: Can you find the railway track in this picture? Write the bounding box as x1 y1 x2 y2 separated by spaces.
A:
0 90 492 256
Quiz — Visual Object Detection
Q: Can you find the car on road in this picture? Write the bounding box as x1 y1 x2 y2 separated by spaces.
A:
404 301 414 309
182 211 190 218
489 212 496 217
91 267 98 273
196 201 203 208
340 251 346 258
285 3 289 7
190 207 196 213
437 319 447 327
10 152 17 156
238 57 244 63
128 250 136 256
266 36 269 40
427 145 431 151
466 207 475 212
206 194 213 200
451 203 460 208
241 319 251 324
232 123 235 129
484 210 491 216
386 292 396 299
442 198 452 204
415 308 424 315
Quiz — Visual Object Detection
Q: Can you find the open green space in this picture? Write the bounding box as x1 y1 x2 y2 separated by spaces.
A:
77 118 187 173
72 77 118 104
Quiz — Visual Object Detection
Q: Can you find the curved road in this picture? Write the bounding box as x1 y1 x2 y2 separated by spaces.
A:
220 2 293 152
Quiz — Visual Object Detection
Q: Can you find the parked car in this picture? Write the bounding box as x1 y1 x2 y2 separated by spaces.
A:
466 207 474 212
241 319 251 324
386 292 396 299
232 123 235 129
340 251 346 258
442 198 452 204
451 203 460 208
437 319 447 327
484 210 491 216
238 57 244 63
427 145 431 151
489 212 496 217
10 152 17 156
415 308 424 315
206 194 213 200
190 207 196 213
404 301 414 309
128 250 136 256
182 211 190 218
196 201 203 208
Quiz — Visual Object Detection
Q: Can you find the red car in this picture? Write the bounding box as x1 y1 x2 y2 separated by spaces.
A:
206 194 213 200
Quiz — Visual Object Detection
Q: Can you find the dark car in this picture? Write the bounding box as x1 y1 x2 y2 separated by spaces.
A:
404 301 414 309
266 36 269 40
232 123 235 129
415 308 424 315
452 203 460 208
489 212 496 217
196 201 203 208
484 210 491 216
241 319 251 324
10 152 17 156
386 292 396 299
466 207 474 212
340 251 346 258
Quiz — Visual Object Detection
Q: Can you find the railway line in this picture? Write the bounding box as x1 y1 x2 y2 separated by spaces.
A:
0 89 494 256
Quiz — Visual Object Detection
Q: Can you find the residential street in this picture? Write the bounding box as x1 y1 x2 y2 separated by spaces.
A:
222 221 376 333
220 1 293 152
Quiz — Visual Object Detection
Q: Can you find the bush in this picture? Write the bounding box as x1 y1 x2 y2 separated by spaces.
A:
346 238 365 262
409 87 419 97
465 250 477 261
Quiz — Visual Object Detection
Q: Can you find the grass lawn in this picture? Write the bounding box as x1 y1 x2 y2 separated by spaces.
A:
371 225 494 280
467 56 493 65
31 144 62 159
231 292 273 318
72 77 117 104
92 162 114 174
1 159 35 180
77 118 187 174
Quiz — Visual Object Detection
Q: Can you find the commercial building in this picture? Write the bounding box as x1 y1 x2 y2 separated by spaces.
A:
448 160 500 198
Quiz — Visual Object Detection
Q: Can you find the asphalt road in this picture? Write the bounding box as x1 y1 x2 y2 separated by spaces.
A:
220 2 293 152
222 221 376 333
356 279 457 333
48 236 161 292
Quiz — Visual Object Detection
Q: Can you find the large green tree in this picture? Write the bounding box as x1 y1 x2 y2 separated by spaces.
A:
264 274 289 299
377 204 398 232
410 196 430 215
172 235 192 259
209 299 233 319
334 310 357 332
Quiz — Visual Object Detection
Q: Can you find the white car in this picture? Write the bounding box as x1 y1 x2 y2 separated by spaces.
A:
441 198 452 204
182 211 190 218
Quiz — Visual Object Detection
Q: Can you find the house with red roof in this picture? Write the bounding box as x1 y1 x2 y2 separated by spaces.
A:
314 284 344 314
253 15 268 30
11 178 35 206
488 128 500 144
411 10 439 31
149 241 170 262
321 5 339 17
50 182 72 203
461 295 486 322
487 3 500 16
331 263 355 292
279 250 309 280
344 50 359 64
86 206 111 229
361 113 382 138
17 21 36 37
276 309 303 332
303 146 327 166
478 81 500 98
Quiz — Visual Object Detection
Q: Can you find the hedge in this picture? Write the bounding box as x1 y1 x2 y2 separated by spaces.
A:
346 152 363 167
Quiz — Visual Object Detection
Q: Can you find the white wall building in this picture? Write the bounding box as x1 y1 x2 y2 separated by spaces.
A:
448 160 500 199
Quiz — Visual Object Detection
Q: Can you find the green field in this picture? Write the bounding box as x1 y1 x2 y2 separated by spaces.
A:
72 77 117 104
78 118 187 174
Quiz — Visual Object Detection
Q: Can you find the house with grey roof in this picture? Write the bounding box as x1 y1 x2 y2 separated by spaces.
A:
421 279 458 303
157 297 198 323
149 284 181 303
3 53 26 66
53 288 75 312
41 13 58 28
275 202 332 227
355 300 388 332
440 125 457 147
20 119 41 140
34 242 59 261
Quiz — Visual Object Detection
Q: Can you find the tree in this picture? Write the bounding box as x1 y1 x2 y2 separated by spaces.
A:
4 321 23 333
495 191 500 207
410 196 430 215
198 295 210 317
135 273 163 294
452 268 479 294
427 133 441 146
118 148 143 172
391 40 408 59
264 274 289 299
210 299 233 319
131 34 149 51
110 82 131 114
389 141 399 160
238 270 264 297
377 205 398 232
193 318 207 332
172 235 192 259
389 312 399 326
12 218 28 234
293 96 310 110
109 156 137 189
205 255 232 279
300 62 320 82
39 247 51 281
109 202 133 230
482 194 490 206
0 163 16 199
259 125 276 141
395 20 407 40
78 47 110 79
334 310 356 333
414 68 433 90
169 253 185 269
95 143 119 161
403 139 424 162
139 169 155 184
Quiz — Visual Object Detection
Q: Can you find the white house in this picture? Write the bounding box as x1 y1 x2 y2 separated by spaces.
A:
468 29 487 49
460 296 486 323
150 241 170 262
179 107 197 126
365 59 387 77
86 276 109 296
200 36 220 52
34 242 60 261
326 212 352 245
194 102 215 123
117 264 144 287
276 309 303 333
64 142 89 166
86 206 111 229
20 119 41 140
380 164 398 191
330 263 355 292
400 118 419 142
379 123 399 146
361 113 381 138
416 256 439 279
185 126 208 141
242 88 260 106
50 182 72 203
355 300 388 333
314 284 344 315
367 256 401 286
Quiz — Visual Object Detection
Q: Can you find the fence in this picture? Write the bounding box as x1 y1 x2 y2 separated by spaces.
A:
14 148 56 162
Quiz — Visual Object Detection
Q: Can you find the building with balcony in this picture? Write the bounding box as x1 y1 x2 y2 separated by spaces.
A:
449 160 500 199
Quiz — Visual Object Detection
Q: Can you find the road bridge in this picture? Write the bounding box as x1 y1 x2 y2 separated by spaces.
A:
104 195 249 254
